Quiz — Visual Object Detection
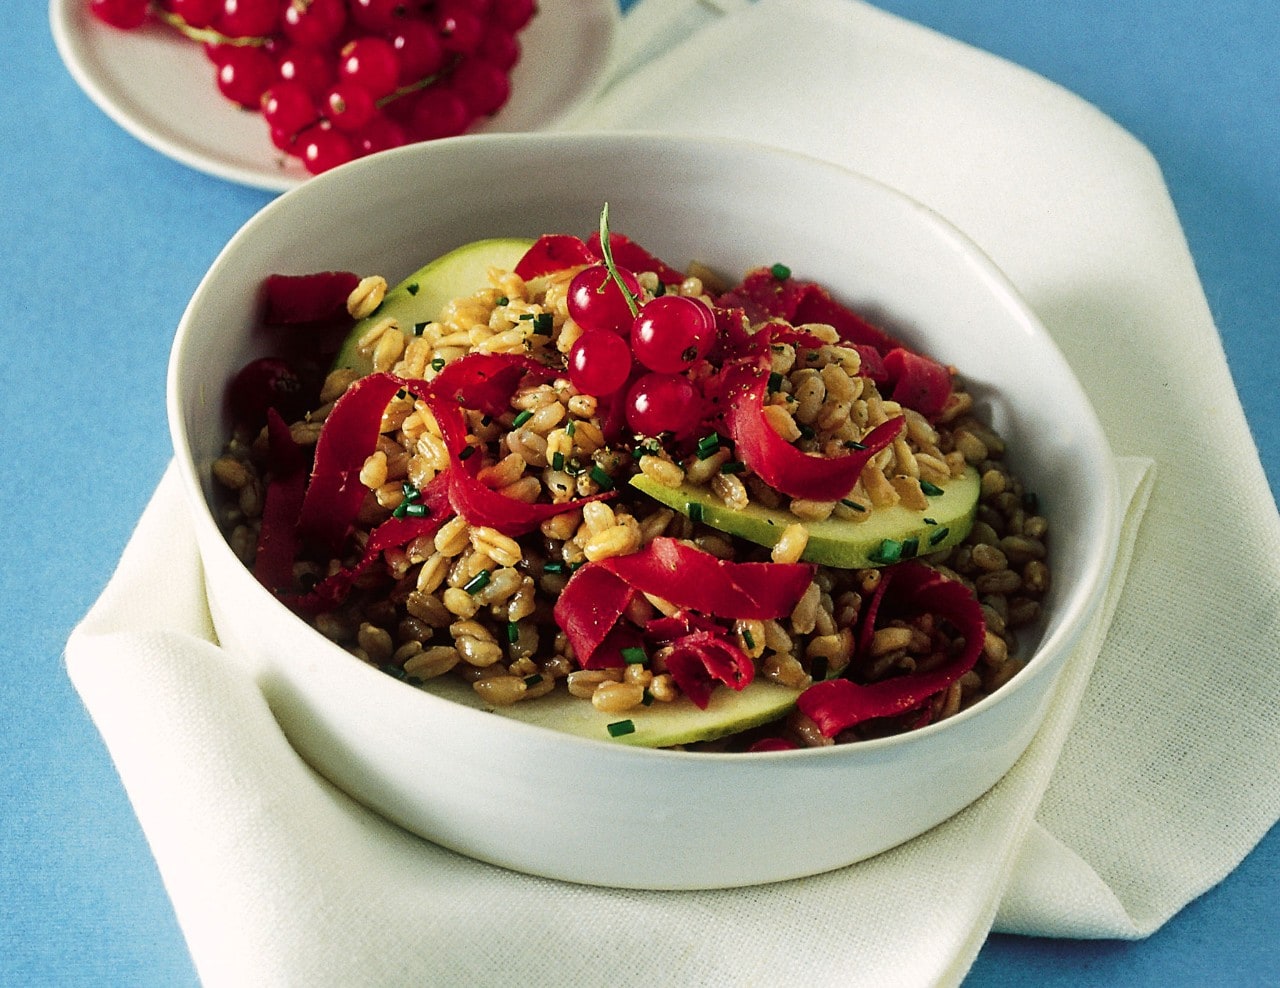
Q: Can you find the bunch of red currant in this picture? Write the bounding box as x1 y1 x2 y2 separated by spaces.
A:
564 261 719 439
87 0 536 174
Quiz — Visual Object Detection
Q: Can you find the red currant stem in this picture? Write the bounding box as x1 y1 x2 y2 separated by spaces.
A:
152 7 270 47
597 202 641 318
374 59 456 109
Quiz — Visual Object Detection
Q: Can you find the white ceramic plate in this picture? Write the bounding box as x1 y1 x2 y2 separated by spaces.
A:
49 0 619 192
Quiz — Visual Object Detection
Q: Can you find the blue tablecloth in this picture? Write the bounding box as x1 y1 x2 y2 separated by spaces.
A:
7 1 1275 983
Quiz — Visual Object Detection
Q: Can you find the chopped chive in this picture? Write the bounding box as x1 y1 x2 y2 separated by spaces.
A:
842 439 867 450
401 481 421 501
564 459 581 476
919 479 944 497
566 421 576 437
687 500 705 523
797 423 815 440
742 629 756 651
406 283 419 296
391 501 409 518
519 312 534 320
523 674 543 687
654 281 667 297
720 460 746 474
551 451 565 471
532 312 553 334
543 561 565 574
901 536 919 559
928 526 951 546
512 409 533 427
607 719 636 738
767 371 785 392
414 321 429 336
923 517 937 525
869 538 903 564
430 356 445 371
620 646 647 664
506 622 520 644
770 262 791 280
396 388 407 399
840 498 866 512
589 465 614 490
496 296 509 306
641 688 654 706
463 569 491 594
404 502 429 518
696 432 721 452
457 445 475 461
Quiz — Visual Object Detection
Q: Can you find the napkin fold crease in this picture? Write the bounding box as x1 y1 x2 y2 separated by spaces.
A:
67 0 1280 985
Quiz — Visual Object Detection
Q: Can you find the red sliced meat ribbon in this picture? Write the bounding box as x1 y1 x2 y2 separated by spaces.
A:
252 408 309 593
290 477 452 614
513 234 597 279
297 372 408 554
584 231 688 285
720 362 904 502
286 352 611 605
662 630 754 709
554 538 813 706
795 562 986 737
719 267 954 420
514 232 688 285
263 271 360 325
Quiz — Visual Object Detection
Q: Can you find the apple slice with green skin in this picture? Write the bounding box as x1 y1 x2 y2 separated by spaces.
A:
630 466 980 569
424 674 802 748
333 237 536 374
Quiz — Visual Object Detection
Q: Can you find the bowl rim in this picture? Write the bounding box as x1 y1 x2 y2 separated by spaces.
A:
167 130 1122 763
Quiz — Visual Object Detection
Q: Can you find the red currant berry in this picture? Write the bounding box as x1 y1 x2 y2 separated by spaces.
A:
166 0 220 29
406 86 473 140
215 0 279 38
624 373 701 437
630 295 716 374
477 30 520 72
338 37 401 100
280 0 346 49
432 3 484 54
275 45 336 98
492 0 536 32
322 81 377 132
349 0 408 33
567 264 641 335
295 124 354 174
352 114 407 156
389 19 446 84
568 330 633 397
89 0 149 29
261 81 317 136
214 45 276 108
448 58 511 116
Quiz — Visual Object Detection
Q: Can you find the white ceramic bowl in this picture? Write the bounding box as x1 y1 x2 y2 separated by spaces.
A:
168 133 1119 890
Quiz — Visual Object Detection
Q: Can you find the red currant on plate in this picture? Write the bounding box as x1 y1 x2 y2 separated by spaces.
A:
568 264 641 335
631 295 716 374
89 0 148 29
625 372 701 437
568 330 633 397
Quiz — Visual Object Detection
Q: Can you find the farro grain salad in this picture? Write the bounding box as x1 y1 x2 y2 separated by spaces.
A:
213 209 1050 750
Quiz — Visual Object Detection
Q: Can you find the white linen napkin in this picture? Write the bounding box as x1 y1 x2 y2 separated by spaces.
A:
65 1 1279 985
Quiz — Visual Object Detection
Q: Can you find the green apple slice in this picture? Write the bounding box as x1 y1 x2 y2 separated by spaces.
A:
333 237 536 374
424 675 801 748
630 466 980 569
